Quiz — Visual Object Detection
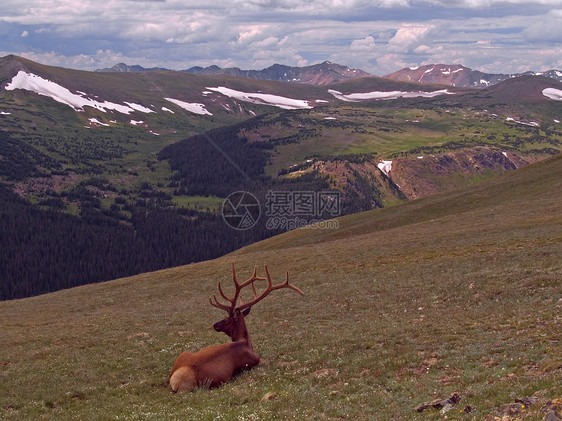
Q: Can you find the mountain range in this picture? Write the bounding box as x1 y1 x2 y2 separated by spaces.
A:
97 60 562 88
97 60 371 86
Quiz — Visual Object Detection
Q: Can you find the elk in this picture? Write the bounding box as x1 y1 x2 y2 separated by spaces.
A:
169 263 303 392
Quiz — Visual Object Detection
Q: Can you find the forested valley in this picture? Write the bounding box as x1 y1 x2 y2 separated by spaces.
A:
0 121 343 300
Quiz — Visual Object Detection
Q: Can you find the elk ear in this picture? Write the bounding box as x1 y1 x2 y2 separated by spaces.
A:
242 307 251 317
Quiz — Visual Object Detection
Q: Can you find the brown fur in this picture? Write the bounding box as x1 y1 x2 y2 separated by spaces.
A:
169 310 260 392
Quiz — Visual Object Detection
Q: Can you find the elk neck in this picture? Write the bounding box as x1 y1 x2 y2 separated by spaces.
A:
232 312 254 349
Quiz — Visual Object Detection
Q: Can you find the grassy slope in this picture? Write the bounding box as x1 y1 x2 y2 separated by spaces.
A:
260 100 562 178
1 155 560 420
0 54 331 168
3 55 561 208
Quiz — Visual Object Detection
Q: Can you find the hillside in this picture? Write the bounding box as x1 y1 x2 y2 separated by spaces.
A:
2 54 562 299
0 154 560 420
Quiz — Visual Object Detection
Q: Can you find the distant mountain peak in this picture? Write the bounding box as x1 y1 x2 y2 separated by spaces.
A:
95 63 169 73
384 63 562 87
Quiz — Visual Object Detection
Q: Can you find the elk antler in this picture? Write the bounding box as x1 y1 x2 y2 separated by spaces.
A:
210 263 303 314
210 263 265 314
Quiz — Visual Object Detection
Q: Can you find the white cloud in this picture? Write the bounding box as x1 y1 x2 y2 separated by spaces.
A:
249 36 283 49
237 25 271 45
427 0 562 6
388 25 436 53
351 36 376 51
0 0 561 75
234 0 560 10
522 9 562 42
375 53 409 75
232 0 409 12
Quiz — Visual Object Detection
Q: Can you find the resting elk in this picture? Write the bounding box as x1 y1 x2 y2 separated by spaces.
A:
169 263 303 392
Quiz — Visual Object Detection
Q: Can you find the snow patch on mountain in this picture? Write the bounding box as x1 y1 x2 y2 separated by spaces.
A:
164 98 212 115
4 71 153 114
124 102 154 113
0 111 11 115
328 89 452 102
377 160 392 175
206 86 312 110
88 118 110 127
438 67 463 75
543 88 562 101
506 117 540 127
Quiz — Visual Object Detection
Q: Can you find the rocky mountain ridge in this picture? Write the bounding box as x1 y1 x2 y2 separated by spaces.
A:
97 60 371 86
384 63 562 87
96 59 562 88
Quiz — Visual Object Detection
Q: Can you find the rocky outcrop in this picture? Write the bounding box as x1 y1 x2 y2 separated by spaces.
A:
308 147 549 210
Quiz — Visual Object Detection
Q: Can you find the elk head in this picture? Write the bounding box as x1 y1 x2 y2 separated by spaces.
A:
212 307 251 340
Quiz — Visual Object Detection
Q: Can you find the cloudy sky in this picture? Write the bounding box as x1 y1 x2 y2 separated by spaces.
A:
1 0 561 75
